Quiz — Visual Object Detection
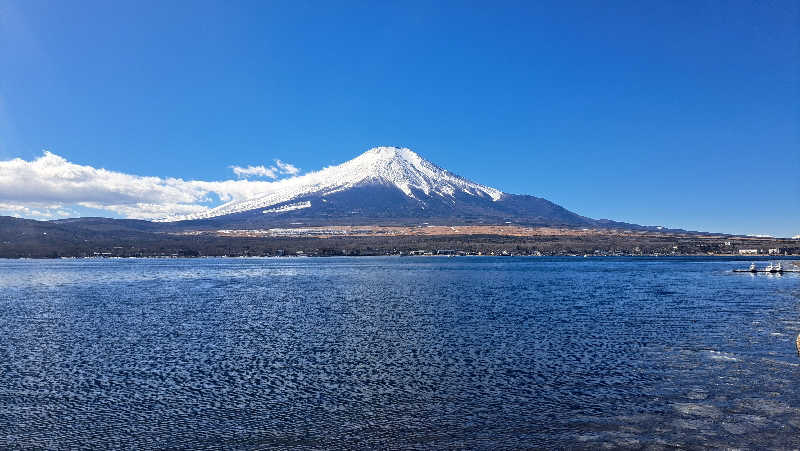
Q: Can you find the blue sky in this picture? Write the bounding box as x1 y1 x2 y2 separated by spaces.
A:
1 0 797 236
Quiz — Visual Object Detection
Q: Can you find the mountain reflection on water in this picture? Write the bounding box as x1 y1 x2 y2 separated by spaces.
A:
0 257 798 449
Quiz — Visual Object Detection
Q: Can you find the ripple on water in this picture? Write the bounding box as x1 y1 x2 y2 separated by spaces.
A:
0 257 798 449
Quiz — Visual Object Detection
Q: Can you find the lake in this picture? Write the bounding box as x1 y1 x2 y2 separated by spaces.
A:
1 257 798 449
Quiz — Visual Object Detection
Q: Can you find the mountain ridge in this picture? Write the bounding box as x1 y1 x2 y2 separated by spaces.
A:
161 146 504 222
154 146 634 230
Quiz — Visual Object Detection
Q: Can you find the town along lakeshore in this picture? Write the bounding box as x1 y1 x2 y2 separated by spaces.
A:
2 216 799 258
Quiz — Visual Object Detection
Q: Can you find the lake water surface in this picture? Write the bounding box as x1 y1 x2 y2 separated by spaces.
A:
1 257 799 449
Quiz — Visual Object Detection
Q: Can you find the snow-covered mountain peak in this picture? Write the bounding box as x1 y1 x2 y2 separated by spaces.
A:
160 146 505 222
360 146 416 159
356 146 427 164
349 147 431 174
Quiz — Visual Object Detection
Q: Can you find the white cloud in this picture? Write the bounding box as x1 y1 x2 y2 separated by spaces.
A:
230 165 278 179
0 151 300 220
275 159 299 175
76 202 211 219
230 159 301 179
0 202 76 220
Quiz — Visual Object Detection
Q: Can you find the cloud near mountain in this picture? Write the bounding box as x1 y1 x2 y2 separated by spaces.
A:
230 159 300 179
0 151 298 219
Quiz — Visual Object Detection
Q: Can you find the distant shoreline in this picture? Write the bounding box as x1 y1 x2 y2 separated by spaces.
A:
3 220 798 259
3 254 800 261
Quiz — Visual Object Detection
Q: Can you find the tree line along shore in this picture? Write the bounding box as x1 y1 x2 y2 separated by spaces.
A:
2 229 798 259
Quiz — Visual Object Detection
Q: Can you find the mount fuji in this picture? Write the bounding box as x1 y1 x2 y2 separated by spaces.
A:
159 146 638 230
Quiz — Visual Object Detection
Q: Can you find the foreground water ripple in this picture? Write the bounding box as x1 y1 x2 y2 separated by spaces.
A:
0 257 798 449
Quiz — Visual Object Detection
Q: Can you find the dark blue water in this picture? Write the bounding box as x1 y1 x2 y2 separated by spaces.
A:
0 257 798 449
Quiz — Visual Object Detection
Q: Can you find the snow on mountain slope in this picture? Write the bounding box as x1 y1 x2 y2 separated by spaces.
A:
159 147 504 222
